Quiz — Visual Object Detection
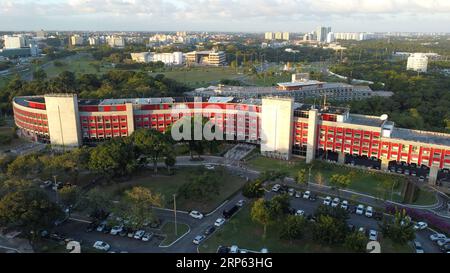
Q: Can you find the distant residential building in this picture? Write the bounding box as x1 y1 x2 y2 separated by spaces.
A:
36 30 46 39
326 32 335 43
3 35 27 49
316 26 331 43
107 36 125 48
265 32 274 40
186 50 226 66
88 37 99 46
282 32 290 40
70 35 84 46
265 32 289 41
407 53 428 73
131 52 151 63
274 32 283 40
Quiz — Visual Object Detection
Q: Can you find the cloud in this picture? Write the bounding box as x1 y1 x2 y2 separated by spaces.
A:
0 0 449 31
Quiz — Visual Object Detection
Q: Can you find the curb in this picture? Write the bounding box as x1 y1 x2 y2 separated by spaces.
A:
159 223 191 248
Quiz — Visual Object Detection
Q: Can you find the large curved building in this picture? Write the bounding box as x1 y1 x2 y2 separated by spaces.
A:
13 94 450 184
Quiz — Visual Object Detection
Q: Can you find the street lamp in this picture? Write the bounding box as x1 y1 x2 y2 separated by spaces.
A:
173 194 177 236
53 175 59 204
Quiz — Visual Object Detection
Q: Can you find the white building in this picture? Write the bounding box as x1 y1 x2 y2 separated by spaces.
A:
407 53 428 73
316 26 331 43
3 35 27 49
131 52 184 65
107 36 125 48
282 32 290 40
70 35 84 46
88 37 99 46
265 32 274 40
326 32 335 44
130 52 151 63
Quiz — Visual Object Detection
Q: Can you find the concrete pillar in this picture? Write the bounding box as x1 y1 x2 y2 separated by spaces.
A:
429 165 439 186
125 103 135 136
306 109 319 164
338 152 345 164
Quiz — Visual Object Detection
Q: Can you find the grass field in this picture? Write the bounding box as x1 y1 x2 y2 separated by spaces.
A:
96 166 247 213
160 222 190 246
199 205 412 253
42 54 109 78
246 156 437 206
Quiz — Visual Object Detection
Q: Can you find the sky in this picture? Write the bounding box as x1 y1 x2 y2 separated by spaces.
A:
0 0 450 32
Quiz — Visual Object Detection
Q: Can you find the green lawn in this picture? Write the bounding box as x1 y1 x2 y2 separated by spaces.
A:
96 166 247 213
42 54 108 78
199 204 412 253
247 155 437 206
160 222 190 246
149 67 242 88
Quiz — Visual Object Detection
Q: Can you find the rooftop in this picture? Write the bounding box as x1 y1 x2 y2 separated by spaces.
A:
391 128 450 147
347 114 386 127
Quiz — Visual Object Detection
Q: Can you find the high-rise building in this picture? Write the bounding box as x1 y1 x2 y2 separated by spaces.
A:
326 32 335 44
3 35 27 49
107 36 125 48
70 35 84 46
88 37 99 46
282 32 290 41
265 32 274 40
407 53 428 73
316 26 331 43
274 32 283 40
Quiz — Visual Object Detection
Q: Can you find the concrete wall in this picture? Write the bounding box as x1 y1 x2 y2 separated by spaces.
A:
306 109 319 163
44 94 82 148
260 97 294 160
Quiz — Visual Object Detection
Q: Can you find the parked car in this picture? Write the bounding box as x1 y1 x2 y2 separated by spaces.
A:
142 232 153 242
223 205 239 219
119 228 128 237
369 230 378 241
437 238 450 247
204 164 215 170
340 200 349 210
102 225 111 234
271 184 281 192
214 218 226 227
189 210 204 219
365 206 373 218
193 235 206 245
373 212 383 221
323 196 332 206
96 223 107 232
414 241 424 253
358 227 366 234
288 188 295 196
356 204 365 215
295 210 305 216
236 200 245 207
110 225 123 236
230 245 239 253
295 191 301 198
204 225 216 236
133 230 145 240
127 229 135 238
331 198 340 208
414 221 428 230
309 194 317 201
430 233 447 242
302 191 311 200
441 244 450 253
40 180 53 189
217 246 229 253
93 241 110 252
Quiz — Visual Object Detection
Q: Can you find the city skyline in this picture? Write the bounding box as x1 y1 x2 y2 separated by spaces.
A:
1 0 450 32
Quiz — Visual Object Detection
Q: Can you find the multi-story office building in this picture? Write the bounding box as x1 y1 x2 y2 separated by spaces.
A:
265 32 289 41
13 95 450 184
3 35 27 49
186 51 226 66
407 53 428 73
131 52 184 65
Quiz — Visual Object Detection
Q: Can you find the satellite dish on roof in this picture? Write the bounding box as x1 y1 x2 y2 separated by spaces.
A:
380 114 388 121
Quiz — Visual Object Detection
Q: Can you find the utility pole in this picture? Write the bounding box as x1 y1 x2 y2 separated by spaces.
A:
53 175 59 204
173 194 178 236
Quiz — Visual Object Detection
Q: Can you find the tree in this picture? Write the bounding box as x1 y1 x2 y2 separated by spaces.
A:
164 154 176 174
58 185 80 210
120 187 163 229
312 215 348 245
315 204 349 222
178 169 220 201
295 169 307 186
280 214 307 241
379 209 415 245
0 188 63 243
82 188 113 220
329 174 351 197
344 231 368 253
32 69 47 81
132 129 170 173
268 194 291 216
242 180 265 199
251 198 273 239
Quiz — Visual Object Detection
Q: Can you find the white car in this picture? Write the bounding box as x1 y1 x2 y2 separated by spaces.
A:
437 238 450 247
340 200 349 210
133 230 145 240
142 232 153 242
414 221 428 230
331 198 340 208
189 210 204 219
365 206 373 218
356 204 365 215
93 241 110 251
323 196 332 206
214 218 226 227
40 180 53 189
302 191 311 199
369 230 378 241
295 210 305 216
193 235 206 245
414 241 424 253
295 191 301 198
271 184 281 192
430 233 447 241
230 245 239 253
288 188 295 196
110 225 123 235
204 164 215 170
236 200 245 207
